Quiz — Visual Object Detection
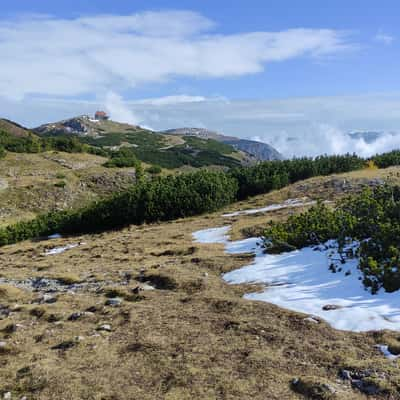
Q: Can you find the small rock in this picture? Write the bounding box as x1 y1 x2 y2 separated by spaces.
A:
322 304 342 311
131 286 140 294
304 316 320 324
42 294 57 304
340 369 352 381
3 392 11 400
120 271 133 282
51 340 76 350
140 283 155 291
352 379 381 395
68 312 83 321
0 304 10 319
138 268 146 282
0 341 8 353
97 324 112 332
105 297 122 307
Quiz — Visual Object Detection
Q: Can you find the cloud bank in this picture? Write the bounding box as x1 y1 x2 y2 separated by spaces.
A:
0 11 352 100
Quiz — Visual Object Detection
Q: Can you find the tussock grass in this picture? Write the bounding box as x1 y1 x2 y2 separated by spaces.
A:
0 168 400 398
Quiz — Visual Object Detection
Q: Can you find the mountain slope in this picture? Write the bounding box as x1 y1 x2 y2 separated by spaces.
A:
33 116 252 169
34 115 143 137
163 127 283 161
0 118 35 138
0 167 398 399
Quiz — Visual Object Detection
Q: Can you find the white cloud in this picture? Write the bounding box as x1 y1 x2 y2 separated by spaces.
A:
374 31 394 45
0 11 353 100
104 91 142 126
134 95 207 106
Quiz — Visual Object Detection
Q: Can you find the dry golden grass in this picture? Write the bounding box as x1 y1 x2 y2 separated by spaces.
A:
0 167 400 399
0 151 139 226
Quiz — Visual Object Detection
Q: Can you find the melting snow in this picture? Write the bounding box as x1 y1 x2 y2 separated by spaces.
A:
47 233 62 240
193 225 400 332
44 243 84 255
376 345 400 360
222 198 316 217
193 226 231 244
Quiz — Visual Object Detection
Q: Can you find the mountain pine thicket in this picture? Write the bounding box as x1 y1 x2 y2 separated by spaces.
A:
2 152 400 291
263 185 400 293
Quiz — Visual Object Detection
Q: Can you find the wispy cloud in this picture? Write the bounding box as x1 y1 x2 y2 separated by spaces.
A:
104 91 142 126
134 95 207 106
0 10 354 100
374 31 394 45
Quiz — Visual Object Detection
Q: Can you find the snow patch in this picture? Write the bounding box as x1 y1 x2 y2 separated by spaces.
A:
192 227 400 332
193 226 231 244
222 198 316 217
44 243 85 255
47 233 62 240
376 345 400 360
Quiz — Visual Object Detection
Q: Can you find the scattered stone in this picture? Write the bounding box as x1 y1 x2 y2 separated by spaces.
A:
105 297 122 307
2 323 17 334
340 369 352 381
138 268 146 282
47 313 62 323
51 340 76 351
291 377 336 399
0 341 8 353
131 286 140 294
42 294 57 304
3 392 11 400
139 283 155 291
0 304 10 319
304 316 320 324
68 312 83 321
97 324 112 332
339 368 384 396
120 271 133 282
352 379 381 395
322 304 342 311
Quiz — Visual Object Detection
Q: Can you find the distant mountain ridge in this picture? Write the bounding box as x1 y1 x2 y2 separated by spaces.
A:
162 127 283 161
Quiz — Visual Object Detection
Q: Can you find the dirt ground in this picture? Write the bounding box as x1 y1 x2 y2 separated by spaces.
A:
1 167 400 399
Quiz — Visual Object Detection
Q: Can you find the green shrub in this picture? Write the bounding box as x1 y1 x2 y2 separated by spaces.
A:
103 147 141 168
54 181 66 188
146 165 162 174
263 185 400 293
0 170 237 245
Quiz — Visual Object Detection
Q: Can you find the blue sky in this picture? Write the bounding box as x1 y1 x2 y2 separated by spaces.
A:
0 0 399 156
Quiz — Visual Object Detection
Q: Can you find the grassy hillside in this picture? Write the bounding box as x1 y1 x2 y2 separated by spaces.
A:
0 151 139 226
0 119 32 138
0 167 399 399
34 116 247 169
0 116 249 225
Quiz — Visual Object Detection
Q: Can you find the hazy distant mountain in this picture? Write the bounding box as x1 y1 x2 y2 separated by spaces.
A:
163 127 283 161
